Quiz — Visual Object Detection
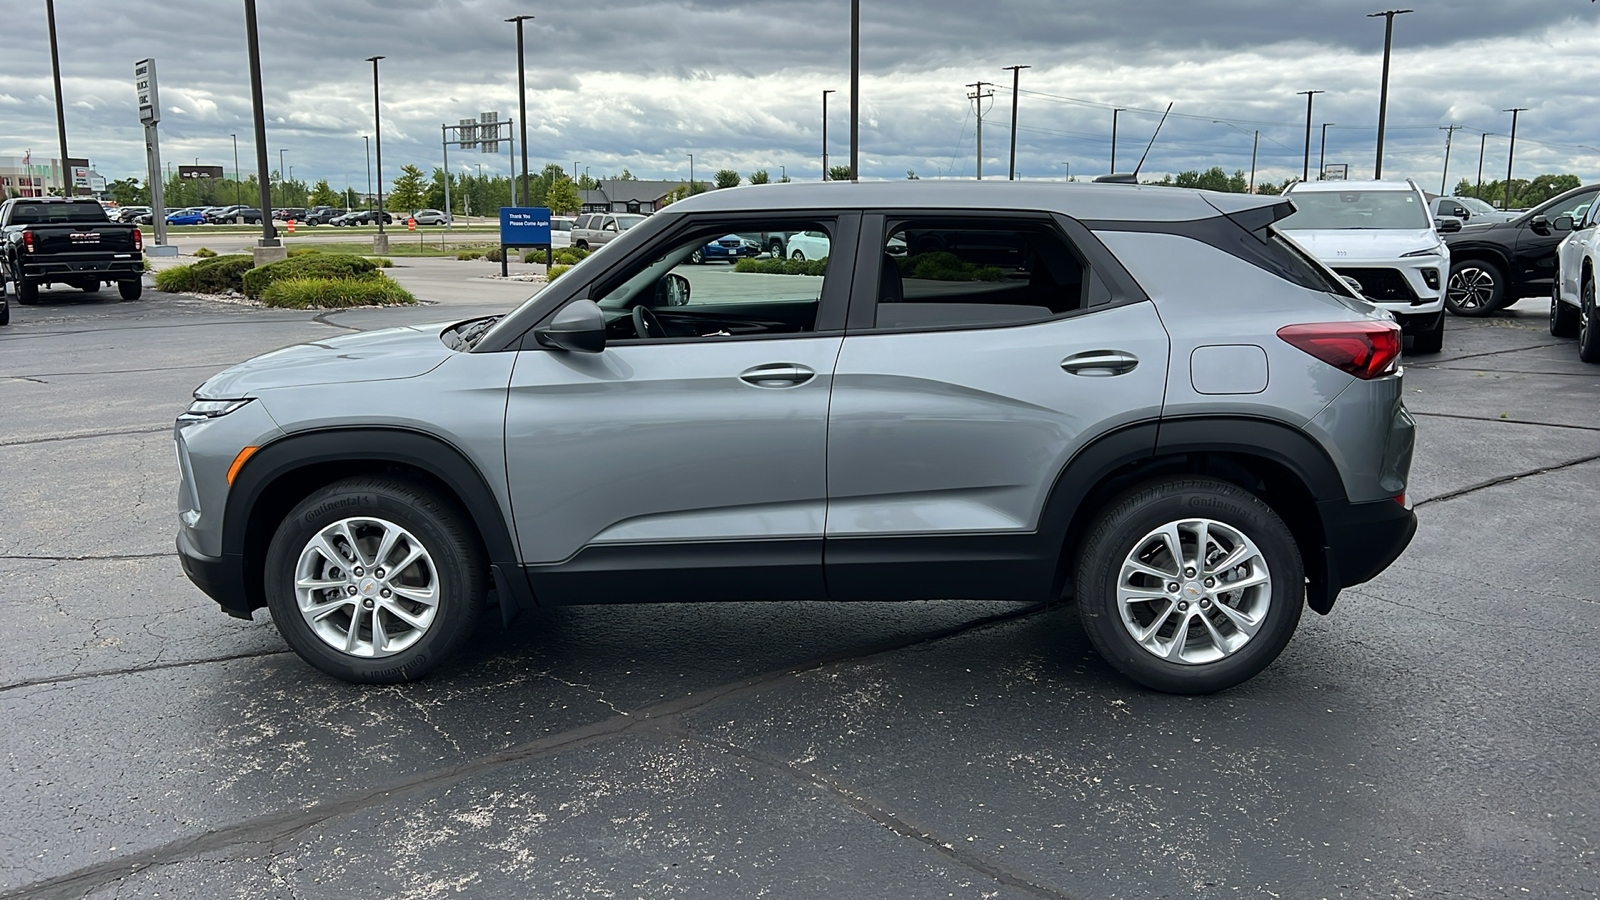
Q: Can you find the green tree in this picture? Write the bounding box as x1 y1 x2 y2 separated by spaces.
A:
309 179 339 207
688 181 708 195
388 164 429 211
576 173 599 191
714 169 741 189
341 187 361 208
748 169 770 185
108 178 148 205
612 168 638 181
907 169 920 180
546 178 582 214
827 165 853 181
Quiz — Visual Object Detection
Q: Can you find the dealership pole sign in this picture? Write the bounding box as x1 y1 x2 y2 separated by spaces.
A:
135 59 160 125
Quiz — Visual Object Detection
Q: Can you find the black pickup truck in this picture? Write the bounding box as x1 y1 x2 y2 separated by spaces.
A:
0 198 145 320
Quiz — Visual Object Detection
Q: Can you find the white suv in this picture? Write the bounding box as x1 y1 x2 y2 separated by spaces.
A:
1553 198 1600 361
1280 179 1448 354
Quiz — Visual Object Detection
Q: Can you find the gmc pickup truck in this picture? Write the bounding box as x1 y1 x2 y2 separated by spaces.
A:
0 198 145 319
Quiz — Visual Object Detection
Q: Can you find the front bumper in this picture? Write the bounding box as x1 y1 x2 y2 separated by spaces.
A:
177 529 253 619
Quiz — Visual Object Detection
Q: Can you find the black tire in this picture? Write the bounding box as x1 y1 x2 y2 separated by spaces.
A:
575 240 589 251
1551 281 1581 338
1580 277 1600 364
264 476 487 683
1445 259 1505 317
689 248 704 265
16 277 38 305
1409 310 1444 354
769 240 784 258
791 250 805 261
0 300 9 326
117 279 142 301
1075 477 1305 694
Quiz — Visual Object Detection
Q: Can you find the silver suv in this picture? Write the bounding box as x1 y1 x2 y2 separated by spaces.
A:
175 182 1417 693
570 212 646 250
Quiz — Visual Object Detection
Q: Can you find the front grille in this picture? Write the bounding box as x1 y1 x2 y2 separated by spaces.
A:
1334 267 1416 302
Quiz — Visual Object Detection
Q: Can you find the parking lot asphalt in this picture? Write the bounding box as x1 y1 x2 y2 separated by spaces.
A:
1 282 1596 899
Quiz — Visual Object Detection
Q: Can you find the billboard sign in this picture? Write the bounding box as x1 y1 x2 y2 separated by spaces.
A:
134 58 160 124
500 206 551 246
179 165 225 180
480 111 501 153
1322 164 1349 181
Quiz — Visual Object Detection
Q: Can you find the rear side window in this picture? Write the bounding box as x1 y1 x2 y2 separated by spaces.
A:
1263 228 1351 295
871 218 1096 330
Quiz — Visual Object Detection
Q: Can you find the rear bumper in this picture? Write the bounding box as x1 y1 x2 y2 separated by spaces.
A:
1318 495 1417 589
21 258 143 280
177 529 254 620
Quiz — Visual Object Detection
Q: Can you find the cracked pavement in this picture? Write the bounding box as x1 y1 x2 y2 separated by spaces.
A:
0 283 1596 899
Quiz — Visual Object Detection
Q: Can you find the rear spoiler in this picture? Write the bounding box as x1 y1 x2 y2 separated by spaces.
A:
1203 195 1296 234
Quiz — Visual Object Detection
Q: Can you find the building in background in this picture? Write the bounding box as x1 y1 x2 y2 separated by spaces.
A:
579 180 687 214
0 156 102 198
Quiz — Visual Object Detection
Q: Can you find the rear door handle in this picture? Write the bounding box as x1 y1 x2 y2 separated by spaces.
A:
1061 350 1139 376
739 363 816 387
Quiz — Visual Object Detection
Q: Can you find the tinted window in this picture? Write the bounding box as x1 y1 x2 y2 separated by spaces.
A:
1539 189 1598 224
1279 190 1431 230
871 219 1088 329
7 201 109 224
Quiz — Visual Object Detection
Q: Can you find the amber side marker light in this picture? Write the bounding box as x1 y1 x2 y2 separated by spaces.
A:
227 446 260 485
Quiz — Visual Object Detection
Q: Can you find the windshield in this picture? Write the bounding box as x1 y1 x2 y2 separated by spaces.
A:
1279 190 1431 230
1457 197 1498 216
617 215 646 230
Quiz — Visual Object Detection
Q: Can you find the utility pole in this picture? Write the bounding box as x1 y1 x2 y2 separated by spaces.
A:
1476 131 1491 199
1319 123 1334 180
1249 130 1259 192
1002 65 1030 180
1369 8 1412 178
1111 108 1125 172
244 0 278 252
687 153 694 186
366 55 386 249
364 135 372 211
1297 90 1324 182
966 82 994 179
278 148 286 208
46 0 71 196
506 15 533 208
1503 108 1527 212
1439 124 1459 195
1060 161 1070 182
231 133 241 206
849 0 859 180
822 89 835 180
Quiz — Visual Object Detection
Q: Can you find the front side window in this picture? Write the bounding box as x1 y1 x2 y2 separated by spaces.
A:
1542 189 1598 224
1279 190 1431 230
871 219 1089 329
593 219 833 342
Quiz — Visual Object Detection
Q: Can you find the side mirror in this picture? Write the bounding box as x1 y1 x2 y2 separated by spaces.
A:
1436 217 1463 234
534 299 607 353
1340 275 1367 297
1452 206 1470 219
655 272 691 306
1554 214 1574 233
1530 214 1552 235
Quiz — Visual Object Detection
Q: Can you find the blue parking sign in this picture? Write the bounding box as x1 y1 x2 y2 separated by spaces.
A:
500 207 551 246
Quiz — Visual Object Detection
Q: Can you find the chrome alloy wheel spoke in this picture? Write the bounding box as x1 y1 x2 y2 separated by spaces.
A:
294 516 440 659
1117 517 1273 666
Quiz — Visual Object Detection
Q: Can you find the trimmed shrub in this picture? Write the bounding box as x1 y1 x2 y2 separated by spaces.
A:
734 257 828 277
455 249 483 260
367 256 394 267
895 252 1007 282
156 254 254 293
258 274 416 309
547 264 571 282
552 247 589 265
286 247 321 257
193 247 218 258
483 247 504 262
241 253 379 298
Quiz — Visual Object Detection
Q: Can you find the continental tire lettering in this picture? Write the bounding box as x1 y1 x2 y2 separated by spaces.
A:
304 494 374 523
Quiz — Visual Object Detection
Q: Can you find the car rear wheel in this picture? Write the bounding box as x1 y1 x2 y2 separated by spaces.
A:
1075 477 1304 694
265 476 486 683
1445 260 1505 317
16 277 37 305
0 300 8 326
575 240 589 251
1580 277 1600 364
117 279 142 301
791 250 805 261
1551 282 1581 337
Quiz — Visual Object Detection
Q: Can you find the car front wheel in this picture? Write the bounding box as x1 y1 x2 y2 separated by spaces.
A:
1445 260 1505 317
1075 477 1304 694
1580 277 1600 364
791 250 805 261
264 476 486 683
1551 281 1581 338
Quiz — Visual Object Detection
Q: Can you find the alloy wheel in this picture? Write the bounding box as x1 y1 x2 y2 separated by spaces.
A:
1117 518 1272 665
294 516 439 658
1447 266 1496 312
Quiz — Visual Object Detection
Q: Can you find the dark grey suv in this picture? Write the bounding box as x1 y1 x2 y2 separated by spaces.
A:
175 182 1417 693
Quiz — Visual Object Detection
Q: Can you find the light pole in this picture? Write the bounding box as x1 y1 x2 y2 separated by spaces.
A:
687 153 694 187
1060 161 1070 182
46 0 71 196
1476 132 1492 199
230 133 241 206
849 0 858 180
1320 123 1335 180
1440 124 1459 195
572 161 579 184
1214 121 1259 193
1503 107 1527 212
821 89 835 180
1369 8 1412 178
1002 64 1030 180
244 0 277 249
278 148 286 207
1111 108 1125 173
364 135 372 211
506 15 533 208
1297 90 1324 182
779 164 786 182
366 55 386 239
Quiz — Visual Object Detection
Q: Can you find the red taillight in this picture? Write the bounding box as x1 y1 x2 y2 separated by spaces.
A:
22 230 34 253
133 227 143 251
1277 321 1402 380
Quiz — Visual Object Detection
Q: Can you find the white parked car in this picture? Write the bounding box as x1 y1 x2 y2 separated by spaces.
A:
1279 179 1448 354
784 230 830 261
1552 199 1600 362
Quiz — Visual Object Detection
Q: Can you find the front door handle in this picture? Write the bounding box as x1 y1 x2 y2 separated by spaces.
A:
739 363 815 387
1061 350 1139 377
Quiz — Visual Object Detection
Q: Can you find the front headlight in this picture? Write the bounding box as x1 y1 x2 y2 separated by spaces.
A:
1401 244 1446 258
183 398 254 419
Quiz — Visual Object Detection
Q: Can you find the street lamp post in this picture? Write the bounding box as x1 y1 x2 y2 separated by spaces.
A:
780 164 786 182
366 55 386 246
506 15 533 208
1320 123 1335 180
687 153 694 187
278 148 286 208
1476 132 1491 198
230 133 241 206
849 0 859 180
1503 107 1527 212
1369 8 1413 179
1002 64 1030 181
1297 90 1324 182
243 0 278 251
364 135 372 211
1060 161 1070 182
821 89 836 180
46 0 71 196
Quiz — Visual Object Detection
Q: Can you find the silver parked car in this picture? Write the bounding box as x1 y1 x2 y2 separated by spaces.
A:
175 182 1417 692
570 212 646 250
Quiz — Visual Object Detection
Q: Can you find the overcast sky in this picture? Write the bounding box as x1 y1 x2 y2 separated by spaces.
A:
3 0 1598 193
